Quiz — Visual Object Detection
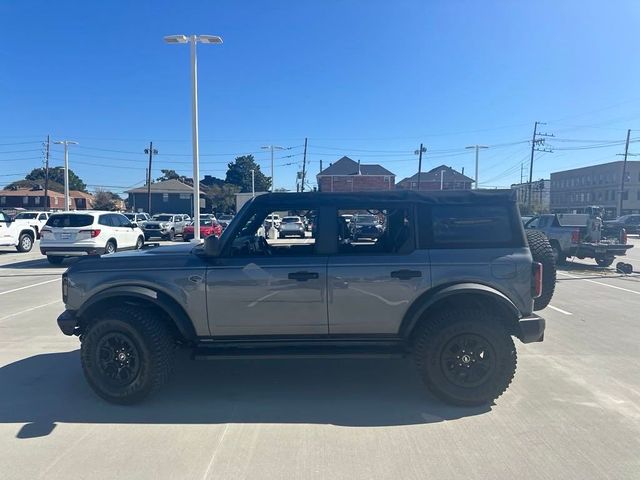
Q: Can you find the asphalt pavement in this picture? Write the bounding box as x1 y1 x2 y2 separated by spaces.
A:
0 238 639 479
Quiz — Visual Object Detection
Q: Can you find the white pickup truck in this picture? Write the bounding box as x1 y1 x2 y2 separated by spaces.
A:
10 211 50 238
0 211 37 252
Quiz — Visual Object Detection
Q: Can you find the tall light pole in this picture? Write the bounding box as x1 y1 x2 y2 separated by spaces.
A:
466 144 488 189
54 140 78 211
164 34 223 241
261 145 285 191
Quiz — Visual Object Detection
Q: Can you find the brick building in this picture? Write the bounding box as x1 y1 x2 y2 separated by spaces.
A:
511 179 550 214
396 165 474 191
316 156 395 192
550 161 640 217
0 187 93 211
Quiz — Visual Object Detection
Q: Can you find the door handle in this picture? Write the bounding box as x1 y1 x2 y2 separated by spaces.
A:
390 269 422 280
288 271 319 281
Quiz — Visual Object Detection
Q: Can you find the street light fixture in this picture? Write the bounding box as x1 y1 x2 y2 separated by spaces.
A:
53 140 78 211
465 144 488 189
261 145 285 191
164 33 223 241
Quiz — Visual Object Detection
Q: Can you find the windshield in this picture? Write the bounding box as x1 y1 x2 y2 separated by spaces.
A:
14 213 38 220
354 215 377 224
153 215 173 221
219 215 233 221
124 213 135 220
282 217 300 223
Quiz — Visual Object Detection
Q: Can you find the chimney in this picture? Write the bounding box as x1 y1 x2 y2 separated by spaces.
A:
320 160 323 173
357 159 361 175
461 167 465 175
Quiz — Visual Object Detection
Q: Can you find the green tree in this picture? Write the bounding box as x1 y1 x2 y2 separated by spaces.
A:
156 169 182 182
207 183 240 213
93 190 121 211
225 155 270 193
24 167 87 192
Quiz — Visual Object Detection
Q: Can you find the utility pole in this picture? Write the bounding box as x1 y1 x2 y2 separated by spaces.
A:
466 144 488 189
144 142 158 214
43 135 50 210
414 144 426 189
301 137 308 192
618 129 632 216
527 121 554 212
54 140 78 211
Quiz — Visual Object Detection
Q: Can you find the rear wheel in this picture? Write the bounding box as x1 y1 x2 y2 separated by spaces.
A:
47 255 64 265
526 230 556 311
135 236 144 250
413 308 517 406
168 229 175 241
550 243 567 266
16 233 34 252
595 257 614 267
105 240 117 254
81 306 175 404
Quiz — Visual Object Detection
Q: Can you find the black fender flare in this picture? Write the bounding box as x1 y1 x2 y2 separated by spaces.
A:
399 282 521 338
77 285 197 341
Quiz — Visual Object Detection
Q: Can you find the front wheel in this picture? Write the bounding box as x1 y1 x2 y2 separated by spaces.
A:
595 257 614 267
413 309 517 406
81 306 175 404
135 236 144 250
16 233 34 252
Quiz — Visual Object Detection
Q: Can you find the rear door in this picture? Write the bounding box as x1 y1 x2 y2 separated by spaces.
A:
327 203 431 335
110 214 135 248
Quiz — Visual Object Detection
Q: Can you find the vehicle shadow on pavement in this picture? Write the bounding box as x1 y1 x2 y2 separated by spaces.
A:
0 258 78 269
0 350 490 439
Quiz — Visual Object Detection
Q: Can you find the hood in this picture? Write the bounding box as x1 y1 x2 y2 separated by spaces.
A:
66 243 198 273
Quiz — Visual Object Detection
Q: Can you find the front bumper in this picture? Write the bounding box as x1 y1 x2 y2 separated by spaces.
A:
518 314 545 343
57 310 79 336
41 246 105 257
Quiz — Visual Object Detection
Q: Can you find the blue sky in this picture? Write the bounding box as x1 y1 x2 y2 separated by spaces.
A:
2 0 640 195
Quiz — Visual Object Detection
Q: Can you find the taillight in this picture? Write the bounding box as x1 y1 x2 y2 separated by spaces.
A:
78 229 101 239
532 262 543 298
571 229 580 244
621 228 628 244
41 227 53 239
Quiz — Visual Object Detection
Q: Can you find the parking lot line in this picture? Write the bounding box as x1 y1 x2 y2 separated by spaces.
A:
0 299 61 323
548 305 572 315
558 272 640 296
0 278 60 296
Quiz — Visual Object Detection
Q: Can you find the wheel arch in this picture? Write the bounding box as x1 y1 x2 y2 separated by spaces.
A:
400 283 521 340
77 286 197 343
19 228 35 239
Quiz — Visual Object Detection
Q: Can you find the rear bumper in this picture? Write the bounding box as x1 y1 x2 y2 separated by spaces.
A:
57 310 79 336
41 246 105 257
518 314 545 343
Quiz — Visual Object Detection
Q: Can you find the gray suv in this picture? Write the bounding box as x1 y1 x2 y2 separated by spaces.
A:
57 190 555 405
143 214 189 241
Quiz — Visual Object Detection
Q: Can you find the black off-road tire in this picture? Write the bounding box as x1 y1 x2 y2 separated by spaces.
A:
16 232 34 252
47 255 64 265
81 306 175 405
413 309 517 407
526 230 556 311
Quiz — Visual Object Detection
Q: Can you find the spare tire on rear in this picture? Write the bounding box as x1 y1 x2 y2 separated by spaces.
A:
526 230 556 311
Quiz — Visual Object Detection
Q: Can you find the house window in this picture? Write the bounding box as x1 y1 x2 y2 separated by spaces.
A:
384 176 390 182
54 197 59 205
163 193 169 202
411 182 417 189
0 197 5 205
637 190 640 200
179 193 190 200
34 196 40 205
23 196 29 205
622 191 629 201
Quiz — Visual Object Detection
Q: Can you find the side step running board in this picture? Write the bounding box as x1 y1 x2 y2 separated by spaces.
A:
193 344 409 360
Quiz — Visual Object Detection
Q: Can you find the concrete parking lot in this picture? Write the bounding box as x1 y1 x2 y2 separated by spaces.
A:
1 239 639 479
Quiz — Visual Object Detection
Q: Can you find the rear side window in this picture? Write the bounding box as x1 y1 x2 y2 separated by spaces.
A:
98 215 113 227
46 214 94 228
420 205 515 248
111 214 129 226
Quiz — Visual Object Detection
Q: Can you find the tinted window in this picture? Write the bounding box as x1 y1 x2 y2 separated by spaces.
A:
112 214 129 227
47 214 94 228
15 213 38 220
430 205 513 246
124 213 135 221
98 215 112 227
154 215 173 221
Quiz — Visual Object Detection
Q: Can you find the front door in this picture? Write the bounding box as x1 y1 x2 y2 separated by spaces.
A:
206 204 328 336
327 204 431 335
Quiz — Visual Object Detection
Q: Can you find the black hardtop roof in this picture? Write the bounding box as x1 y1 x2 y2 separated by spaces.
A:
249 189 516 208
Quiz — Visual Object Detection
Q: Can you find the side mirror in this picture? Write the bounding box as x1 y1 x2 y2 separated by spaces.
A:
129 222 138 228
204 235 221 257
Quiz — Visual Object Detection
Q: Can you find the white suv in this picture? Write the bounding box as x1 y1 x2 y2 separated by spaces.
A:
40 211 145 264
